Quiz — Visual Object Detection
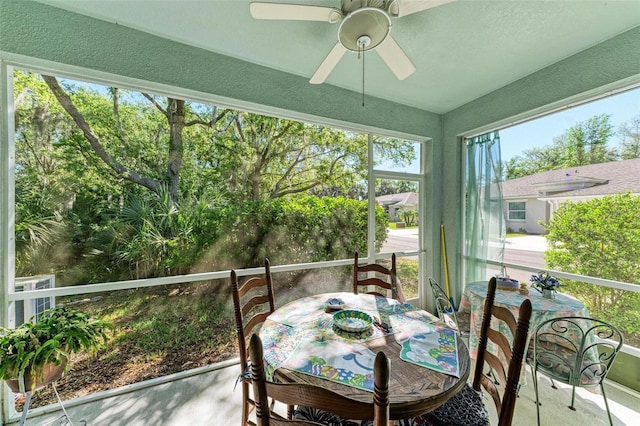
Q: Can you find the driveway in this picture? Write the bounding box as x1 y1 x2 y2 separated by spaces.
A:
505 235 547 252
383 229 547 253
382 231 547 277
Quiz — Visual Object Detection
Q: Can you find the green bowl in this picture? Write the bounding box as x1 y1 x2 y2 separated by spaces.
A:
333 309 373 333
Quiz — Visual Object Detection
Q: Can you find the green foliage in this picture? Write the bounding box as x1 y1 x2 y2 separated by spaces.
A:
13 70 408 283
617 115 640 159
504 114 618 179
374 179 418 197
0 307 112 385
398 208 418 226
205 196 388 269
397 258 419 299
544 193 640 344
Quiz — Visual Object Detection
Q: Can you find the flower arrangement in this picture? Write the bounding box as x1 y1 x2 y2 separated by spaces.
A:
530 271 560 292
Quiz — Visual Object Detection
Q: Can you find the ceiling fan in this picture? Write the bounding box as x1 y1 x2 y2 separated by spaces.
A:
249 0 454 84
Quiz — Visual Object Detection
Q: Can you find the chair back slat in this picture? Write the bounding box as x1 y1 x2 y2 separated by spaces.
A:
479 374 502 417
357 263 395 275
243 312 271 340
241 295 272 318
484 350 507 385
238 276 274 297
473 277 532 426
492 305 517 336
487 327 513 365
353 251 405 302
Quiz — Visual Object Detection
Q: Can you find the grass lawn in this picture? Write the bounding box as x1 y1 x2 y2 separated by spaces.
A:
388 223 419 230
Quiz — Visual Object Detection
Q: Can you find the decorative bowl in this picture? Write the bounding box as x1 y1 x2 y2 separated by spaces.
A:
325 297 345 310
333 309 373 333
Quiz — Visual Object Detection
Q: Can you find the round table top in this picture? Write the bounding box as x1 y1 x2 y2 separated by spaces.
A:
259 292 471 420
465 280 586 312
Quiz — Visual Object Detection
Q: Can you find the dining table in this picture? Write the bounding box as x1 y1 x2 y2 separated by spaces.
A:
259 291 471 420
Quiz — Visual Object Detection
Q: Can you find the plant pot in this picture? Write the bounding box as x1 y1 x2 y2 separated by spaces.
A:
5 358 68 393
542 289 556 299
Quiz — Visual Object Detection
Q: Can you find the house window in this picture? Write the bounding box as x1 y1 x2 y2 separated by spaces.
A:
508 202 526 220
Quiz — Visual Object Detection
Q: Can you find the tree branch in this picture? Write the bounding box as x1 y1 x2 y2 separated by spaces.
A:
142 93 168 117
43 75 163 195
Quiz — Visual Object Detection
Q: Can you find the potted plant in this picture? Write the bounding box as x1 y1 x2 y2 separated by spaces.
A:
530 271 561 299
0 306 112 393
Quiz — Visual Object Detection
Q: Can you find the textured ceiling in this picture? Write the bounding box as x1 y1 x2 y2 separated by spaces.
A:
37 0 640 114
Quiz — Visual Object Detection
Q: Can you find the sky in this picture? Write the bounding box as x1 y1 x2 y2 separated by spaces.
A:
499 87 640 161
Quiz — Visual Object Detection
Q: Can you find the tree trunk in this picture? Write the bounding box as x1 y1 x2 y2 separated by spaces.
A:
167 99 185 203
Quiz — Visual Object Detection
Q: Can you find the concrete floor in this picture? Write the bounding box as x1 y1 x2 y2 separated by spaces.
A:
8 361 639 426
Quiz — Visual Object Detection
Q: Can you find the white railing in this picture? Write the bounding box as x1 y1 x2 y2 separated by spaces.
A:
486 259 640 293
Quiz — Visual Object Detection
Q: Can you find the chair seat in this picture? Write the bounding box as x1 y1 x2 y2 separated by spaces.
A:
527 342 602 387
293 406 344 425
418 382 489 426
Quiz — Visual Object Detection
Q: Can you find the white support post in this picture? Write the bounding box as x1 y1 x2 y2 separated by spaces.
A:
1 60 18 423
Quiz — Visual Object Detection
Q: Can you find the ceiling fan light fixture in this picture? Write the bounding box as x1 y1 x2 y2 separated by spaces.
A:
338 7 391 52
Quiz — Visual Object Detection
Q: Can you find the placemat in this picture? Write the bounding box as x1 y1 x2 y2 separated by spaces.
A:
395 320 460 378
281 338 378 391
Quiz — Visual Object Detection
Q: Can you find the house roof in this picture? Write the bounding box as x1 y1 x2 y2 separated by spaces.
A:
376 192 418 207
502 158 640 199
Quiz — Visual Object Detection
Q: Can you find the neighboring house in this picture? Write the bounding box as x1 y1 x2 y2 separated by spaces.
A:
502 158 640 234
375 192 418 222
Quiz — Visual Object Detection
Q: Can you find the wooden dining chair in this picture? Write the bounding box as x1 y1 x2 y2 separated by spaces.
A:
249 333 390 426
421 277 532 426
353 251 406 302
231 259 276 426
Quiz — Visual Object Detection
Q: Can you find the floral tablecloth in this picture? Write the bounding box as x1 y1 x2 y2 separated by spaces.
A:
260 292 460 392
459 281 592 382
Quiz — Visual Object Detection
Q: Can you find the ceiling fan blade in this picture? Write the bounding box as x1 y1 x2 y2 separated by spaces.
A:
250 2 342 22
310 42 347 84
376 35 416 80
389 0 455 17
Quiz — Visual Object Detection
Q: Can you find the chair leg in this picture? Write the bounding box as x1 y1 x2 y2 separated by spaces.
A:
601 382 614 426
569 385 577 411
531 366 541 426
241 381 250 426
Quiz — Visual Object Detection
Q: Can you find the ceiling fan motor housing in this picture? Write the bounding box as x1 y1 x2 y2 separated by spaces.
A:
338 7 392 52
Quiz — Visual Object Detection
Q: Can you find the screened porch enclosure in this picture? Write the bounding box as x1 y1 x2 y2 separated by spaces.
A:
1 1 639 425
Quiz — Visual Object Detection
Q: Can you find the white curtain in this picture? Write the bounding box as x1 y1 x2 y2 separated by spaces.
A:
464 131 505 284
